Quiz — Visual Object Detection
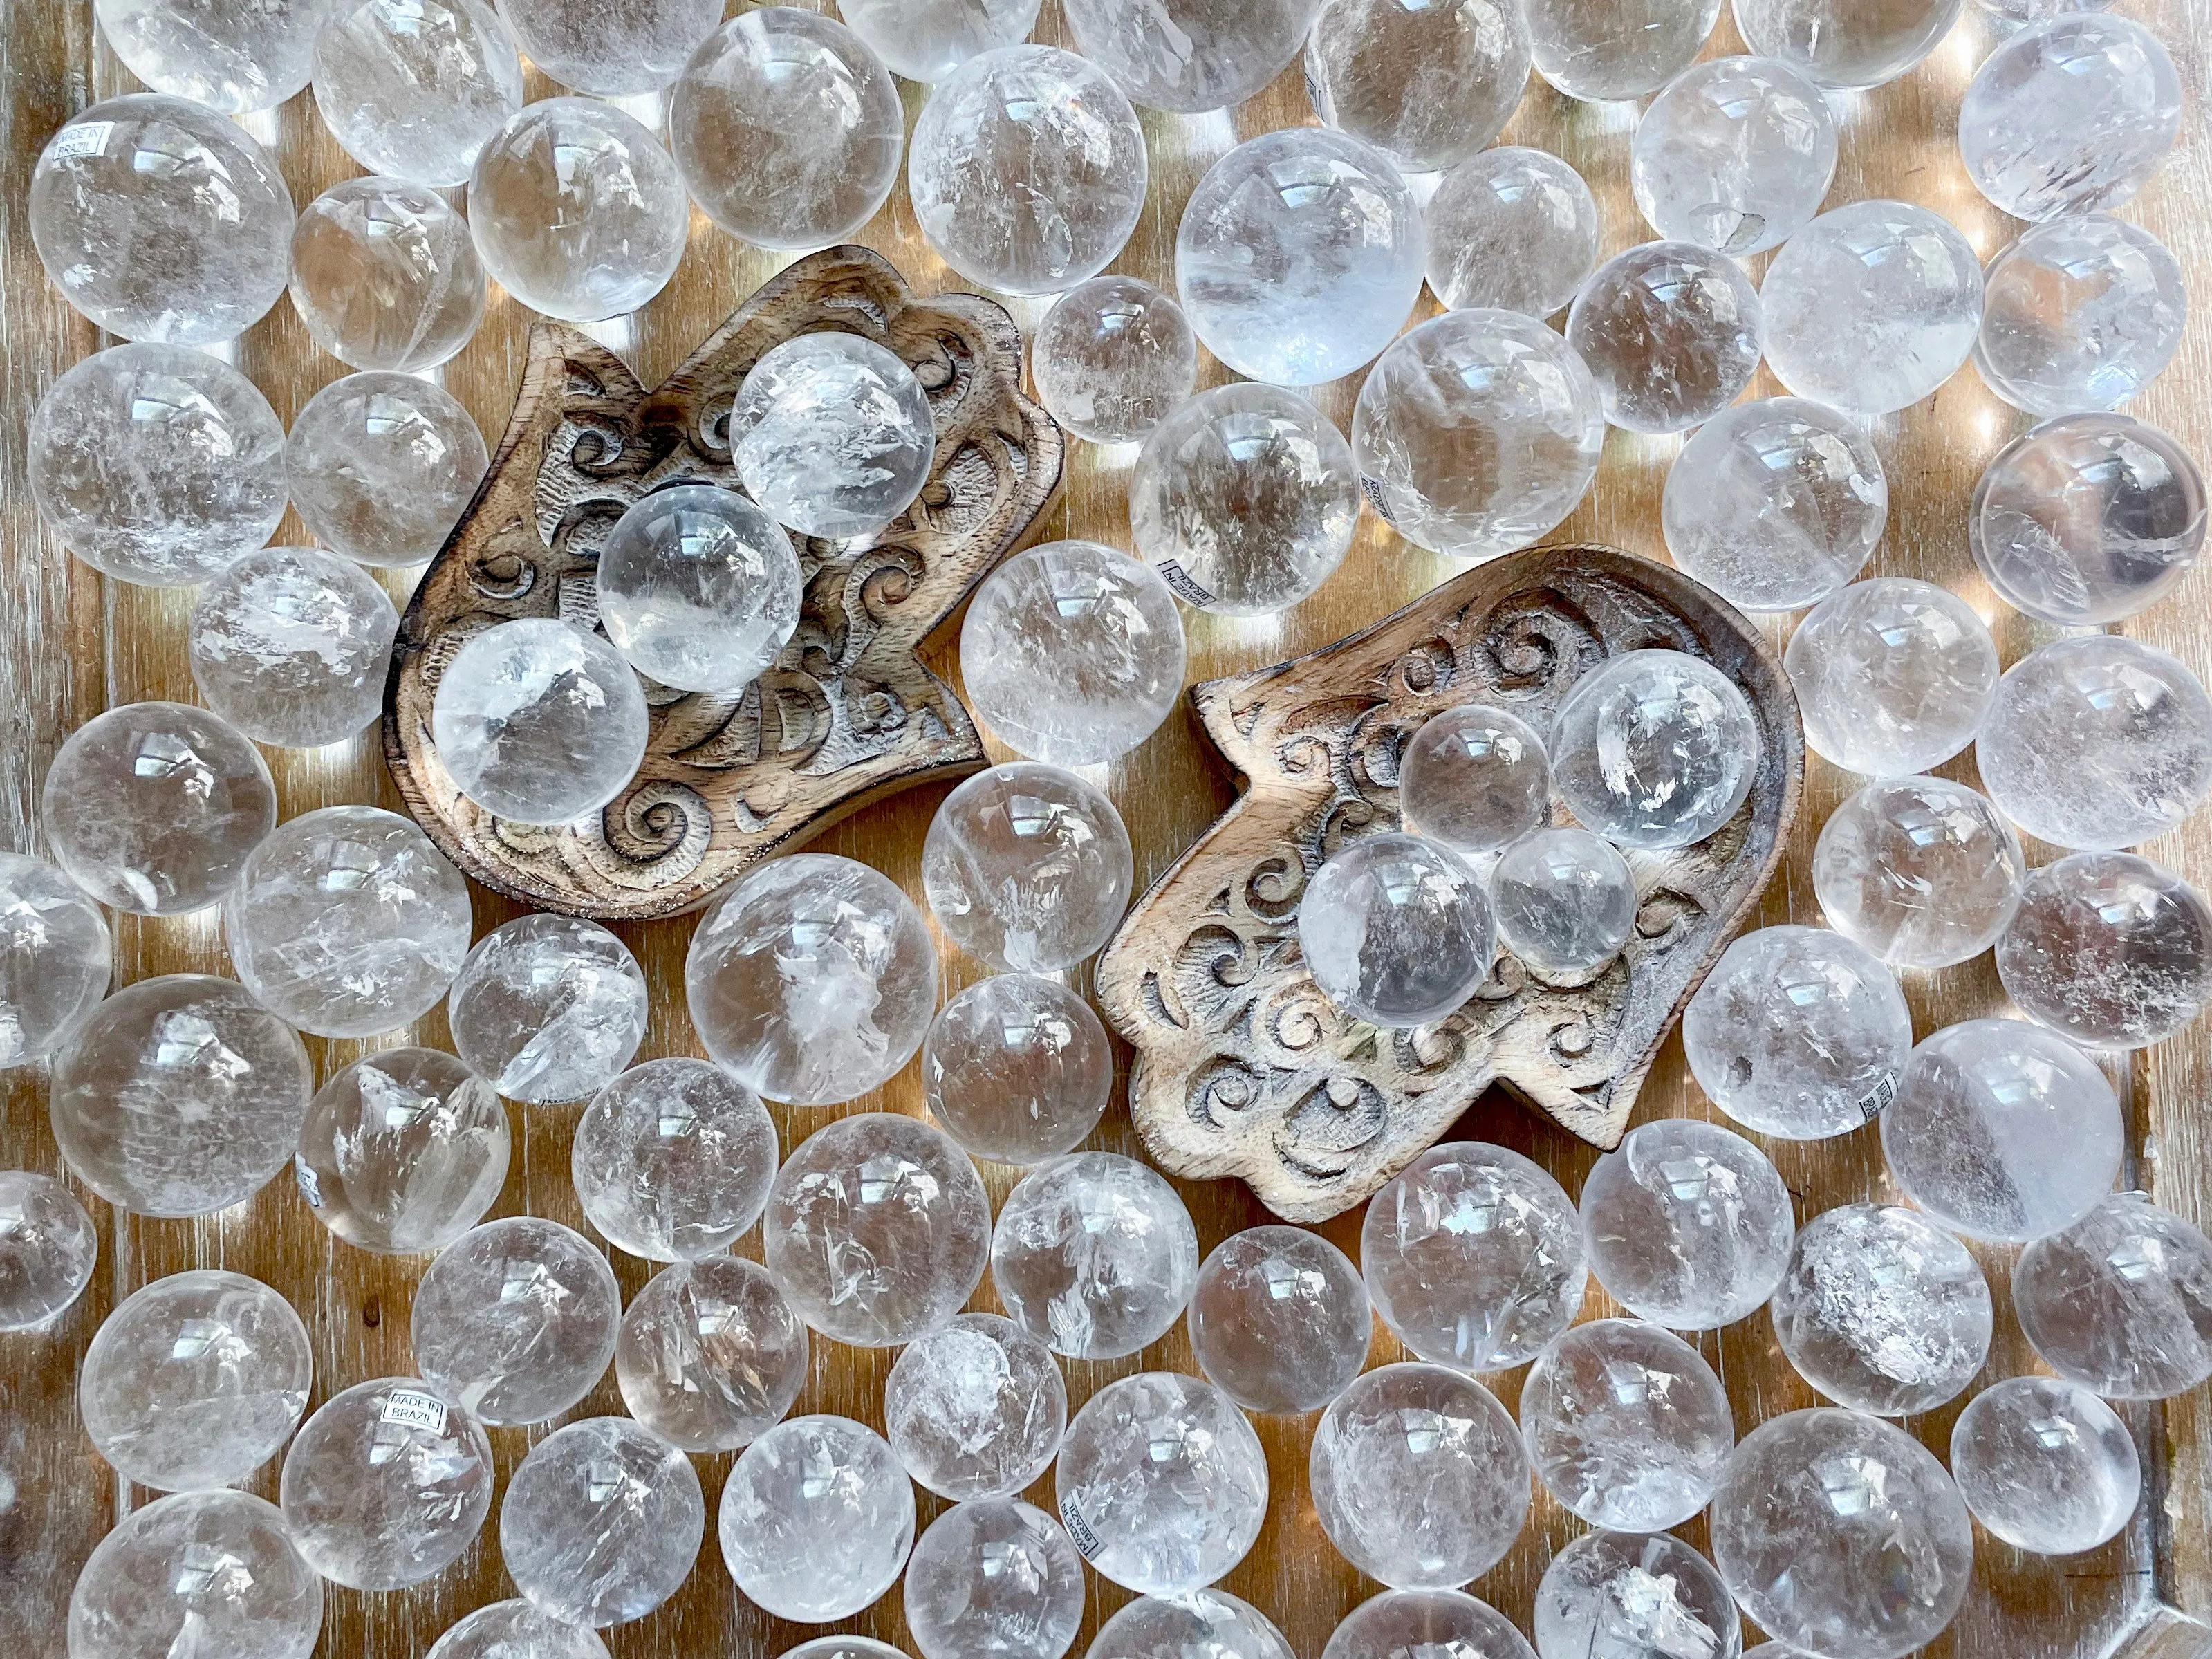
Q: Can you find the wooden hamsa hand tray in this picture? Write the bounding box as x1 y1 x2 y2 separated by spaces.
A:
1095 545 1804 1223
383 245 1063 920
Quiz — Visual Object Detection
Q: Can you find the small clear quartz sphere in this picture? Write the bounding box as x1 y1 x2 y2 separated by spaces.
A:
1061 0 1319 111
1299 833 1496 1028
288 370 490 568
1977 216 2188 418
1424 148 1600 317
719 1415 917 1622
731 333 935 540
1783 577 1999 775
1551 650 1762 850
1733 0 1961 89
0 1171 97 1331
411 1217 621 1425
1326 1593 1532 1659
922 974 1112 1165
2014 1192 2212 1400
289 178 487 372
597 484 802 693
1099 1591 1297 1659
1189 1225 1370 1415
68 1490 322 1659
80 1270 310 1490
501 1418 705 1626
1566 242 1764 435
297 1048 509 1254
1523 0 1721 100
923 763 1135 972
615 1256 808 1452
427 1602 611 1659
1998 852 2212 1051
1031 278 1199 446
447 914 649 1104
313 0 523 185
1812 777 2024 968
1492 828 1637 978
0 855 110 1068
992 1151 1200 1361
1632 55 1838 257
94 0 328 110
1305 0 1532 174
497 0 721 94
572 1058 779 1261
1950 1376 2139 1555
1130 383 1361 614
188 547 398 747
1399 704 1552 855
1533 1532 1740 1659
839 0 1041 81
884 1312 1068 1499
904 1499 1086 1659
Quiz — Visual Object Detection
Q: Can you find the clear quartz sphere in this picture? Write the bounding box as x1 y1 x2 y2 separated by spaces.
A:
500 1417 705 1627
0 1171 97 1331
597 484 802 693
1579 1118 1796 1329
1976 216 2188 418
497 0 721 94
297 1048 510 1254
94 0 331 110
719 1415 917 1622
1565 242 1765 435
1400 704 1552 855
1533 1531 1740 1659
1812 777 2025 968
1492 828 1637 978
764 1113 990 1347
615 1256 808 1452
1769 1203 1993 1416
685 853 940 1105
1424 148 1600 317
1054 1371 1269 1595
1361 1141 1586 1370
1310 1362 1530 1591
922 974 1112 1165
1354 310 1606 559
839 0 1041 81
1783 577 1999 776
1130 383 1361 614
289 178 487 373
1176 128 1424 386
1978 634 2212 851
731 333 935 539
427 1601 613 1659
28 342 287 587
50 974 310 1217
31 94 293 344
410 1217 621 1425
1950 1375 2139 1555
1189 1225 1371 1415
1682 924 1913 1140
885 1312 1068 1499
280 1375 494 1591
959 541 1187 766
1711 1408 1973 1659
1305 0 1532 174
1098 1590 1297 1659
1883 1017 2121 1242
923 763 1135 972
2014 1192 2212 1400
447 914 649 1104
290 370 490 568
68 1490 322 1659
432 620 650 826
1998 852 2212 1051
1551 650 1762 850
1760 200 1985 416
904 1499 1086 1659
188 547 398 747
1664 398 1887 613
1969 413 2206 627
1299 833 1496 1028
1732 0 1961 88
0 854 111 1068
1521 1321 1734 1533
909 46 1147 295
1061 0 1320 111
312 0 523 186
671 9 904 252
1032 279 1200 446
469 98 689 321
80 1270 310 1491
573 1058 779 1261
1323 1591 1533 1659
1523 0 1721 100
1632 55 1838 257
992 1151 1200 1361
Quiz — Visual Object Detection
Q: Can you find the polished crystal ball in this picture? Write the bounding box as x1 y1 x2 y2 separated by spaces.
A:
1580 1118 1795 1329
924 763 1135 972
1032 278 1200 446
1131 383 1361 613
1177 128 1423 386
720 1414 917 1622
297 1048 508 1254
615 1256 807 1452
1999 853 2212 1051
840 0 1041 80
1305 0 1532 173
959 541 1187 766
905 1499 1086 1659
1760 201 1984 415
1054 1371 1269 1595
1733 0 1960 87
764 1112 990 1346
447 914 648 1104
1061 0 1319 111
1326 1592 1533 1659
280 1375 494 1591
1523 0 1720 100
597 484 801 693
433 620 649 826
427 1602 613 1659
1189 1225 1370 1415
1783 577 1999 775
80 1270 310 1490
1299 833 1496 1028
922 974 1111 1165
1362 1141 1586 1370
1492 828 1637 978
411 1216 622 1425
1978 634 2212 851
69 1490 322 1659
2015 1192 2212 1400
909 45 1147 295
287 369 489 566
686 853 940 1104
1633 55 1838 257
28 342 286 587
31 94 292 344
1664 398 1886 613
1566 242 1764 435
783 1643 910 1659
0 1171 97 1332
188 547 398 747
501 1417 705 1626
95 0 328 108
992 1151 1199 1360
1400 704 1552 855
1310 1362 1530 1591
0 854 110 1068
731 333 934 540
1532 1531 1738 1659
1977 216 2188 418
1951 1376 2139 1555
1097 1591 1296 1659
1424 148 1600 317
313 0 523 185
50 974 310 1217
1682 924 1913 1140
1712 1408 1973 1659
1551 650 1762 850
573 1058 779 1261
469 98 688 320
1770 1203 1993 1416
498 0 720 93
1969 413 2206 627
1812 777 2025 968
885 1312 1068 1499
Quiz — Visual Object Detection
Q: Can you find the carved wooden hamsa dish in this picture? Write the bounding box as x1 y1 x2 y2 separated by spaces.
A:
384 245 1063 920
1095 545 1805 1224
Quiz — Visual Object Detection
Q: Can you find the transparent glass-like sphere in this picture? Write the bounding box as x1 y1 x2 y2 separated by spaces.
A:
1031 278 1199 446
922 974 1111 1165
597 484 802 693
1523 0 1721 100
923 763 1135 972
1061 0 1320 111
0 1171 97 1332
313 0 523 186
68 1490 322 1659
1783 577 1999 776
615 1256 808 1452
497 0 721 94
992 1151 1199 1361
1299 833 1496 1028
188 547 398 747
1732 0 1962 89
1305 0 1531 174
719 1415 917 1622
1812 777 2024 968
1492 828 1636 977
501 1417 705 1626
288 370 489 567
94 0 330 110
1976 215 2188 418
1632 55 1838 257
297 1048 508 1254
432 619 650 826
1581 1118 1794 1329
573 1058 779 1261
447 914 649 1104
1951 1376 2139 1555
1400 704 1552 855
1324 1592 1532 1659
731 333 935 539
839 0 1042 81
1424 148 1600 318
1534 1532 1740 1659
0 854 110 1068
411 1217 621 1425
884 1312 1067 1500
427 1602 611 1659
1100 1591 1297 1659
2015 1192 2212 1400
1551 650 1762 850
1189 1225 1370 1415
904 1499 1086 1659
1566 241 1764 435
1998 852 2212 1051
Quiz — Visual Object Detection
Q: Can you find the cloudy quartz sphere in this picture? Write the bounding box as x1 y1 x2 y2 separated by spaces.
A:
1999 853 2212 1050
433 620 650 826
1733 0 1962 89
296 1048 509 1254
1491 828 1637 977
286 370 490 566
97 0 333 109
1032 279 1200 446
0 855 111 1068
501 1418 705 1626
0 1171 97 1331
904 1499 1087 1659
447 914 649 1104
992 1152 1200 1360
1951 1376 2139 1555
188 548 397 748
1424 148 1601 317
1633 55 1839 257
1550 650 1762 850
1534 1532 1740 1659
1399 704 1552 855
68 1490 322 1659
1299 833 1496 1028
1812 777 2025 968
922 974 1113 1165
731 333 936 540
2015 1192 2212 1400
499 0 721 94
427 1602 613 1659
1566 242 1765 434
1190 1225 1371 1415
1305 0 1532 174
839 0 1042 81
1523 0 1721 100
313 0 523 185
597 485 802 692
923 763 1135 972
884 1313 1068 1499
1061 0 1319 111
720 1415 917 1622
1977 216 2188 418
1099 1591 1297 1659
1323 1591 1533 1659
411 1217 621 1425
573 1059 779 1261
1783 577 2000 775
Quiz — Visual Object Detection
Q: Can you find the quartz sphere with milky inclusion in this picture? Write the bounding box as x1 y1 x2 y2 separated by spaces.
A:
432 620 650 826
0 1171 95 1332
1305 0 1532 174
1551 650 1761 850
1323 1591 1533 1659
1399 703 1552 855
1099 1591 1297 1659
904 1499 1087 1659
1951 1376 2139 1555
1190 1225 1371 1415
1733 0 1961 89
720 1415 917 1622
499 0 721 95
1534 1532 1740 1659
447 914 649 1104
1633 55 1838 257
427 1602 612 1659
501 1417 705 1627
1491 828 1637 978
1299 833 1496 1029
615 1256 808 1452
68 1490 322 1659
296 1048 509 1254
1566 242 1764 435
1061 0 1320 111
1031 279 1200 447
0 854 109 1068
573 1058 779 1261
411 1216 621 1425
1783 577 1999 777
732 333 936 540
1977 216 2188 418
924 763 1135 972
885 1312 1068 1500
313 0 523 186
1424 147 1601 318
286 369 490 567
1813 777 2024 969
597 484 802 694
922 974 1112 1165
1524 0 1720 100
840 0 1041 81
95 0 331 109
188 547 398 748
992 1152 1200 1361
2015 1192 2212 1400
1998 853 2212 1051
